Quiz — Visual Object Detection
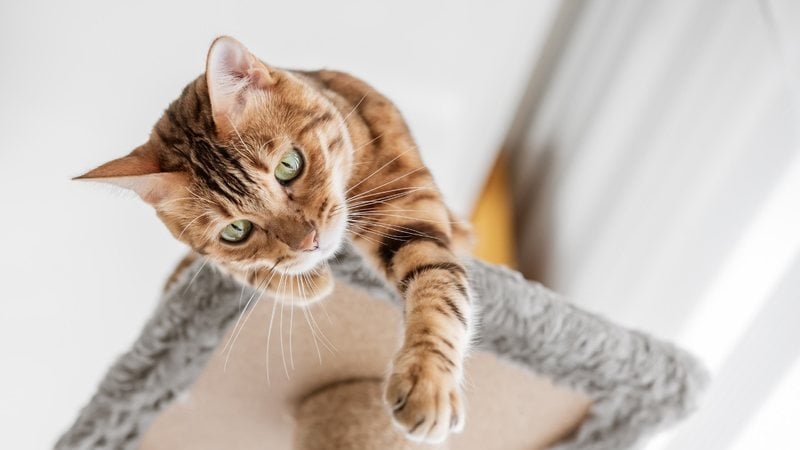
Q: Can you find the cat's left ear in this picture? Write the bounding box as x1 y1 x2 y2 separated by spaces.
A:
205 36 276 135
74 144 188 207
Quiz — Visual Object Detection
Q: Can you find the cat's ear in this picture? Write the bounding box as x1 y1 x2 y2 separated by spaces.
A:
74 145 188 207
205 36 276 134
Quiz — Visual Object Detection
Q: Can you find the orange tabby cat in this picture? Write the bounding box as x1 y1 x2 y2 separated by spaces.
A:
77 36 474 444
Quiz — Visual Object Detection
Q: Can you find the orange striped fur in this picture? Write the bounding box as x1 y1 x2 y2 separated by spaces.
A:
78 36 474 444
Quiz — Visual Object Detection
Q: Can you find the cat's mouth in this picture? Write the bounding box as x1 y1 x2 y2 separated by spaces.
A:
280 236 340 275
279 209 347 275
281 248 329 275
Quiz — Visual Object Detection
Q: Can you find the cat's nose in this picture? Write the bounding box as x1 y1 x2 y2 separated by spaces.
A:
297 229 319 252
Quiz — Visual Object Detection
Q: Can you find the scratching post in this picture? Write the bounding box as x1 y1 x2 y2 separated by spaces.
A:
294 379 440 450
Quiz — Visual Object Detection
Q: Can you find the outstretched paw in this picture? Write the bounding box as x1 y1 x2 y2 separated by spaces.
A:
385 348 465 443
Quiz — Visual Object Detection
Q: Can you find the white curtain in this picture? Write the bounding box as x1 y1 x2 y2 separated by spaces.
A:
508 0 800 448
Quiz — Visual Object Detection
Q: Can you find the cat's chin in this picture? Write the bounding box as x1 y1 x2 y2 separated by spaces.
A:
280 258 324 275
270 265 335 305
280 245 338 275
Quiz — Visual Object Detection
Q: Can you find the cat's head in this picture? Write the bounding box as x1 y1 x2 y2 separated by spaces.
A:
77 36 352 275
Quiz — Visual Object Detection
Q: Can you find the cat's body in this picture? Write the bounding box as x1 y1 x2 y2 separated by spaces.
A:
78 37 473 444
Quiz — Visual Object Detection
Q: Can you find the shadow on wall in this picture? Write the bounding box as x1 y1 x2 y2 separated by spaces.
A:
504 0 585 285
510 146 558 284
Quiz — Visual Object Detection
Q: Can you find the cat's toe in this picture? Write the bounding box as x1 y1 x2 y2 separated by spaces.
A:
385 358 465 443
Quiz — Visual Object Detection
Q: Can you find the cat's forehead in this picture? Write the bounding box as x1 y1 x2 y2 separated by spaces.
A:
240 75 340 139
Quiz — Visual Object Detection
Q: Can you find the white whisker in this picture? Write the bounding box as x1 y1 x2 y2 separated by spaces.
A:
223 266 276 371
178 211 213 240
279 275 290 380
341 94 367 124
344 146 416 195
265 272 283 385
289 275 295 371
182 257 208 294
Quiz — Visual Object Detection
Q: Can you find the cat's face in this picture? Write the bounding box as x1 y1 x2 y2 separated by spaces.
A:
78 37 353 276
158 89 352 276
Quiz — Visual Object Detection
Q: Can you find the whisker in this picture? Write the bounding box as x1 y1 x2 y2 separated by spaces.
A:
186 186 214 205
318 262 335 325
341 94 367 124
348 212 460 225
222 277 262 355
265 271 284 384
347 216 441 234
303 269 337 353
347 223 436 242
347 166 425 202
343 186 429 211
306 304 337 353
344 146 417 195
298 272 323 364
346 186 432 204
227 116 254 159
182 257 208 294
158 196 196 207
348 219 441 235
223 290 265 372
279 275 290 380
238 268 249 311
178 211 213 240
223 267 278 372
289 275 295 371
350 131 387 154
345 228 383 246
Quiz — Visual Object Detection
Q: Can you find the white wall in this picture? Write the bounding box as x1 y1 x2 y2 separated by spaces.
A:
0 1 558 448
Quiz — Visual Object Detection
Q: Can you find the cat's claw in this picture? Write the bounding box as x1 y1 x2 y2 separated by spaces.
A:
385 351 465 444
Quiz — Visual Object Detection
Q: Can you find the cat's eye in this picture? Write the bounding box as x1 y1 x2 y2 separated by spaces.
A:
220 219 253 243
275 148 304 183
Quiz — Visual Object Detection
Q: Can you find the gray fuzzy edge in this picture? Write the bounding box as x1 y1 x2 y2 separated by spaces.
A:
55 246 708 450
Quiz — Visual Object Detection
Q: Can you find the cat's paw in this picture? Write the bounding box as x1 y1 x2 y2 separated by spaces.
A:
385 348 465 443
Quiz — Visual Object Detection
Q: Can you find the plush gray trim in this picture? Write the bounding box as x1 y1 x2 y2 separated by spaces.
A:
55 246 708 450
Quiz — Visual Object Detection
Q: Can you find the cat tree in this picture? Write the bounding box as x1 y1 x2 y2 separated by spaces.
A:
55 246 707 449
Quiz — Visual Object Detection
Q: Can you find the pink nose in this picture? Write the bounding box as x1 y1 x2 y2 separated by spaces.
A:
298 230 319 252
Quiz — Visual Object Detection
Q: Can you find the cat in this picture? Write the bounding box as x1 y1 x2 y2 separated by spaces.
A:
77 36 474 444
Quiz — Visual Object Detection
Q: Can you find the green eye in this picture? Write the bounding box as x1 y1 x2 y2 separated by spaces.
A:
220 219 253 243
275 148 303 183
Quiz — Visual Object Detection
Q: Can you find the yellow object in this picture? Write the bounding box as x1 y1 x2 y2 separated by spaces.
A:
471 153 517 268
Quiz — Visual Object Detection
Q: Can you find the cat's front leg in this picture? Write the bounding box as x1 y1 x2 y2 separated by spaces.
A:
386 297 470 443
356 228 473 443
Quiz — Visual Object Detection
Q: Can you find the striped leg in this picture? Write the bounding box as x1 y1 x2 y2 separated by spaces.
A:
355 222 473 443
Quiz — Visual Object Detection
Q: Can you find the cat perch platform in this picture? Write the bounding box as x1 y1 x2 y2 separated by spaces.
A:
56 246 707 450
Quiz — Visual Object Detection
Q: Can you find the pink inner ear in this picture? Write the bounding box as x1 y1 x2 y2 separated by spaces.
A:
95 173 168 204
205 36 274 131
109 172 188 206
211 38 250 79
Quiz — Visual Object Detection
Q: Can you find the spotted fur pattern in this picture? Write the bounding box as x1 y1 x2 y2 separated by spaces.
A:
78 36 473 444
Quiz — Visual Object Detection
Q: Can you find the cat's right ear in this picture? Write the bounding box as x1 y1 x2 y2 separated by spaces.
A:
205 36 276 135
74 144 188 207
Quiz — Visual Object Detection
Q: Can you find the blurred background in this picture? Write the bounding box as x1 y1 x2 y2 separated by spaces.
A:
1 0 799 449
